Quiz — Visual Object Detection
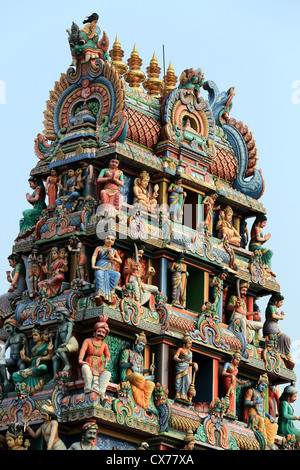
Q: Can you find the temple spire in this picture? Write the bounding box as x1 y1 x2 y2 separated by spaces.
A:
163 61 178 95
109 35 128 76
143 52 164 98
123 44 145 90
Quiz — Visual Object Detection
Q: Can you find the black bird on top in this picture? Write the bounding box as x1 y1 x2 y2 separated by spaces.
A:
83 13 99 24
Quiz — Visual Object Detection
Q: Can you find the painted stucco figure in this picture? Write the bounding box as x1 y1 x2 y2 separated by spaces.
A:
278 383 300 447
78 316 111 398
122 244 158 307
97 158 124 216
244 374 278 450
19 176 47 234
119 331 157 414
249 215 275 277
91 234 121 303
0 254 27 320
173 333 198 402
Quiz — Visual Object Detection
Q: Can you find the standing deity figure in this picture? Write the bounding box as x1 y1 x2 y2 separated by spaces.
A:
45 168 60 209
278 382 300 446
211 268 229 312
243 374 278 450
122 244 158 306
51 307 79 380
263 293 293 362
202 192 220 233
67 235 89 283
25 400 67 450
222 351 248 416
0 253 27 321
91 233 121 303
27 244 43 298
55 166 84 212
97 158 124 215
0 318 28 390
81 161 97 199
68 420 99 450
78 316 111 398
168 174 186 222
5 423 30 450
249 215 275 277
227 281 263 345
12 325 54 395
216 206 241 244
119 331 157 414
38 247 68 298
133 171 159 212
173 333 198 402
19 176 47 234
170 253 188 307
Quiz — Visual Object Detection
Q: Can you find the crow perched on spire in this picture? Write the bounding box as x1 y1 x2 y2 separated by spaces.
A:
83 13 99 24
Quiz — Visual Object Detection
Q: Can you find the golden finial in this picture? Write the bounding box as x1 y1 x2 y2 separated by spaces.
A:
109 35 128 76
164 61 178 95
123 44 146 91
143 52 164 98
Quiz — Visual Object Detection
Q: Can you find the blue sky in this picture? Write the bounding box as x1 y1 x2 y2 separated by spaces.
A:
0 0 300 417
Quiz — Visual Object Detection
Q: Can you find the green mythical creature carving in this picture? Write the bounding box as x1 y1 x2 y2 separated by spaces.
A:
67 14 109 68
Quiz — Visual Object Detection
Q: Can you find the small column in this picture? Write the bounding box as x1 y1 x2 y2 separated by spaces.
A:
158 257 168 295
197 194 204 227
155 342 169 389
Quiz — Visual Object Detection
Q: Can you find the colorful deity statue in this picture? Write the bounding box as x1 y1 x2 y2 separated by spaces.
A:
38 247 68 298
278 382 300 447
0 318 28 391
202 192 220 233
216 206 241 245
45 168 60 209
67 235 89 283
119 331 157 415
227 281 263 345
132 171 159 212
67 236 87 283
51 307 79 381
26 244 43 299
19 176 47 234
91 233 122 304
81 161 97 199
78 316 111 398
249 215 275 277
55 166 84 212
25 400 67 450
97 158 124 216
173 333 198 402
211 268 229 312
67 13 109 68
263 293 293 363
12 325 54 395
5 423 30 450
68 420 99 450
170 253 188 307
222 352 248 417
243 374 278 450
178 68 205 103
168 174 187 222
0 253 27 321
122 244 158 307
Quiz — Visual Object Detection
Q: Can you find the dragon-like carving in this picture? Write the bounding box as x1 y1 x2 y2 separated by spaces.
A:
204 80 264 199
66 13 109 67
